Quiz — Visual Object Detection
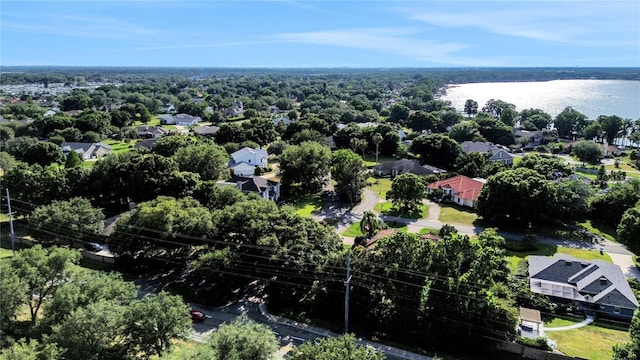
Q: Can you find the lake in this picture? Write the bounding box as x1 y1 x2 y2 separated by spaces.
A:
440 80 640 120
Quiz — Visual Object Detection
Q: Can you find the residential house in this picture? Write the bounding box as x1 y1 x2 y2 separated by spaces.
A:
134 138 159 150
267 105 283 114
373 159 445 177
600 142 622 157
228 147 268 176
529 255 638 321
222 101 244 118
514 129 544 150
193 125 220 136
427 175 485 208
460 141 502 154
488 149 514 165
158 113 202 126
162 103 176 113
61 142 112 160
136 125 169 139
217 175 280 201
362 229 398 249
272 115 292 126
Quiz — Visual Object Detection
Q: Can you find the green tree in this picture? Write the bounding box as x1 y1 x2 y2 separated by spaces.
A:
448 121 484 143
0 261 28 331
360 210 382 238
454 152 488 178
9 245 81 325
410 134 461 169
22 141 64 166
45 269 137 323
0 151 16 171
613 308 640 360
29 197 105 246
481 99 516 120
597 115 624 145
572 140 603 164
288 334 386 360
387 173 426 213
406 111 442 133
474 114 515 145
50 300 129 360
332 149 367 204
555 179 594 220
279 141 332 195
0 339 60 360
64 150 83 168
153 135 198 157
388 104 410 123
0 126 15 141
617 202 640 253
554 107 587 139
590 179 640 226
207 317 278 360
477 168 557 226
464 99 478 117
372 132 383 163
173 142 229 181
125 292 192 357
514 153 573 180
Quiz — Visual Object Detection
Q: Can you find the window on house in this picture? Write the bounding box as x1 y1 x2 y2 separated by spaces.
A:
614 307 620 314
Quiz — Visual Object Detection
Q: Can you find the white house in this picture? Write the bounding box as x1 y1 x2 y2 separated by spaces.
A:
158 113 202 126
228 147 268 176
217 176 280 201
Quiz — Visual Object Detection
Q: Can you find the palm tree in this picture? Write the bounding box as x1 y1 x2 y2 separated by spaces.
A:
372 133 383 164
360 211 381 238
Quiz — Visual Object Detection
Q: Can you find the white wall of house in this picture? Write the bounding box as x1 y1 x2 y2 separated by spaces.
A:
452 196 475 208
232 163 256 176
232 148 268 168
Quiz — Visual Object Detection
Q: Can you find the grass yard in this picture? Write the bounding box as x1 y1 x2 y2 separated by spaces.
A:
292 194 324 218
1 247 14 259
342 222 365 237
573 169 598 180
363 154 397 168
545 317 629 360
104 139 136 155
374 201 429 219
504 242 612 273
341 221 408 237
438 204 478 225
366 177 392 199
418 227 440 235
577 219 618 242
133 117 161 126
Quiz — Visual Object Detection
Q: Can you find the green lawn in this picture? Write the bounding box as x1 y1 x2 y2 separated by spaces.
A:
133 117 161 126
104 139 136 155
363 155 397 168
1 248 14 259
292 195 324 218
504 242 612 273
341 221 408 237
374 201 429 219
438 204 478 225
342 222 365 237
574 169 598 180
418 227 440 235
545 317 629 360
366 177 392 199
577 220 618 242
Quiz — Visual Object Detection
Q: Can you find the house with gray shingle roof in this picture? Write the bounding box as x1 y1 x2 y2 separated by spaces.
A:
217 175 280 201
61 142 112 160
373 159 445 177
529 254 638 321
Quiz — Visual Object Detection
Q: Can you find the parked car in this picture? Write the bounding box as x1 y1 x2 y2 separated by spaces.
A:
85 242 106 252
190 309 206 322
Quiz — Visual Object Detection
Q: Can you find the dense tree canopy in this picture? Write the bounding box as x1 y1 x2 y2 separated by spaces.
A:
289 334 386 360
410 134 461 169
477 168 557 225
617 201 640 253
386 173 426 213
572 140 603 164
173 142 229 181
279 141 332 195
29 197 105 246
554 107 588 139
331 149 367 204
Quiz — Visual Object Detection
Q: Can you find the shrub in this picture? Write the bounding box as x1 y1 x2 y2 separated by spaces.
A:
515 336 551 351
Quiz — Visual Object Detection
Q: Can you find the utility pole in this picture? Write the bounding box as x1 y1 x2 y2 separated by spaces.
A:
344 247 352 334
6 189 16 254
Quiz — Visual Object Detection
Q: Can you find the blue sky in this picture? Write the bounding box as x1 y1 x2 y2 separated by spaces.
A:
2 0 639 67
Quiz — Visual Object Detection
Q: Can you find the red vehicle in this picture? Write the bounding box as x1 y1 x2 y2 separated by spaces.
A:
190 310 206 322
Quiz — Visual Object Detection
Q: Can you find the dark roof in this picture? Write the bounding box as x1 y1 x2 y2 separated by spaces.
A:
134 138 159 149
373 159 444 176
460 141 501 154
529 255 638 309
226 175 278 193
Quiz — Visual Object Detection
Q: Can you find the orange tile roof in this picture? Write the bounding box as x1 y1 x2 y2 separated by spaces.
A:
428 175 484 201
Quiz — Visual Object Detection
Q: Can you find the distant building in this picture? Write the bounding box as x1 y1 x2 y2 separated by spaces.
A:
61 142 112 160
217 175 280 201
373 159 445 177
158 113 202 126
228 147 268 176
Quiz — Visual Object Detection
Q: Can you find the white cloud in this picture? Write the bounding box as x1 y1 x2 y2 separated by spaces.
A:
270 27 510 66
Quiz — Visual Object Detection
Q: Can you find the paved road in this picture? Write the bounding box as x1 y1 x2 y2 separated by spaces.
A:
314 185 639 280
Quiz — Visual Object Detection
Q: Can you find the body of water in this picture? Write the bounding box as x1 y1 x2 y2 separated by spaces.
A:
441 80 640 120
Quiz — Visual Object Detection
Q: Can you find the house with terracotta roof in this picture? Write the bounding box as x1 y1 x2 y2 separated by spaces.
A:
427 175 485 208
